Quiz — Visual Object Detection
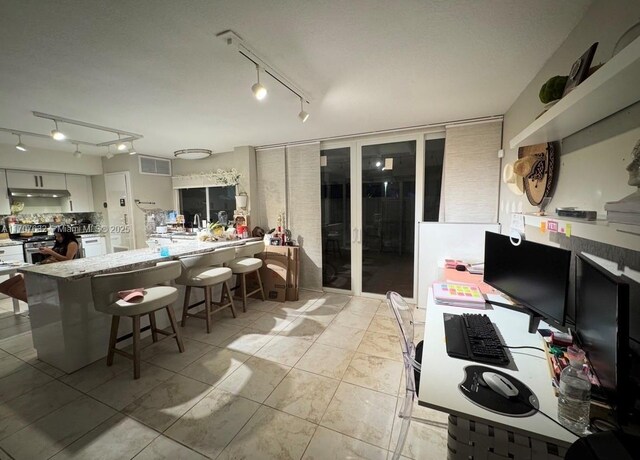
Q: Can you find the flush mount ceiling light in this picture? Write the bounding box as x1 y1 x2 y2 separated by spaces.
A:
218 30 311 121
251 64 267 100
73 144 82 159
15 134 27 152
174 149 213 160
128 141 137 155
298 97 309 123
50 120 65 141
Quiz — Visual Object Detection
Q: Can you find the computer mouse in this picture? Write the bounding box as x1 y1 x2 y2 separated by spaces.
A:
482 372 519 399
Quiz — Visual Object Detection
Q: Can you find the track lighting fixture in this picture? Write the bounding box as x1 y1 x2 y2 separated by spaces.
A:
298 97 309 123
251 64 267 100
51 120 65 141
116 134 127 151
15 134 27 152
105 145 114 159
129 141 137 155
220 30 311 121
73 144 82 159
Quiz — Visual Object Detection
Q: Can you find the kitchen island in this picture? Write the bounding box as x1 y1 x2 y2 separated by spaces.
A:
19 239 252 373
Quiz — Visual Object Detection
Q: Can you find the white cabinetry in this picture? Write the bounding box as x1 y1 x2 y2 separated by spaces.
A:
63 174 94 212
0 170 10 214
6 170 66 189
80 235 107 258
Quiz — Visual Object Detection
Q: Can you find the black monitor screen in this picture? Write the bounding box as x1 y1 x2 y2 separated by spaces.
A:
576 254 629 406
483 231 571 326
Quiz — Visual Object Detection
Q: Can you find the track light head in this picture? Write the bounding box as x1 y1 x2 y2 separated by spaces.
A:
50 120 65 140
15 134 27 152
298 97 309 122
105 151 114 159
252 82 267 100
129 141 137 155
252 65 267 100
73 144 82 159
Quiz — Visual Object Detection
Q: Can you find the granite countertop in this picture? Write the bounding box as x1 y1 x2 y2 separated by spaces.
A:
19 239 256 281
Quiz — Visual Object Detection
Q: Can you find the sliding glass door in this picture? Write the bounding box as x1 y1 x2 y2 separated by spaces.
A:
320 147 351 290
321 134 440 300
359 140 417 297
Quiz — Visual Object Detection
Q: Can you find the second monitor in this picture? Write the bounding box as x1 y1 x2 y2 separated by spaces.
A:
483 231 571 329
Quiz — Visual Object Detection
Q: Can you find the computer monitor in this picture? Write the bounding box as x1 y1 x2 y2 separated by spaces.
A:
575 254 629 421
483 231 571 328
621 274 640 422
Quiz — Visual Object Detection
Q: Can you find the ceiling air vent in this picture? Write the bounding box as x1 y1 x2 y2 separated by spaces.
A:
139 155 172 176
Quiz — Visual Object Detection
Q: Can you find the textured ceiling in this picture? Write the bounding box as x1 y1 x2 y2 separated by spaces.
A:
0 0 592 157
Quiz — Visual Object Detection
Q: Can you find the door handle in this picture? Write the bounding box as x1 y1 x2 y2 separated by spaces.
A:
352 228 357 243
39 176 43 187
35 175 38 187
69 200 73 211
123 214 128 225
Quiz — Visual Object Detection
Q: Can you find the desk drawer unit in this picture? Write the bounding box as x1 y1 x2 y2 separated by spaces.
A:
447 415 568 460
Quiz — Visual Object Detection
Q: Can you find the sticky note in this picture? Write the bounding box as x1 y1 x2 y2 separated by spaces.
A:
547 220 558 232
540 221 547 233
566 223 572 237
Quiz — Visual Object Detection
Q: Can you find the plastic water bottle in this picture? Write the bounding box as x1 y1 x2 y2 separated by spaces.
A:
557 346 591 434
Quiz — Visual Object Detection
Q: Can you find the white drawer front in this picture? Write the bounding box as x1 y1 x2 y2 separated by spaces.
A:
0 246 24 258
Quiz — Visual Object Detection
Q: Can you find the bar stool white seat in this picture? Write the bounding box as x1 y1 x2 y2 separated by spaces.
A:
91 261 184 379
177 248 236 333
227 241 266 312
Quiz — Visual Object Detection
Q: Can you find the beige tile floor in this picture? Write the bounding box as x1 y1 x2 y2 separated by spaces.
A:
0 290 447 459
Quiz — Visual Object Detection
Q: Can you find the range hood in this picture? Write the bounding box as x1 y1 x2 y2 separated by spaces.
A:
8 188 71 198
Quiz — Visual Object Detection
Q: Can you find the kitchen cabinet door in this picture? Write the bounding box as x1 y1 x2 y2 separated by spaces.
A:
6 170 42 188
63 175 94 212
39 172 67 189
0 170 10 214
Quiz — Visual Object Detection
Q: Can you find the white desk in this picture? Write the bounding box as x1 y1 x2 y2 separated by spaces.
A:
419 289 578 447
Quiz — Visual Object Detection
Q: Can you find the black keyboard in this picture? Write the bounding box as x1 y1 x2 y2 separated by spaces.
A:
444 313 510 365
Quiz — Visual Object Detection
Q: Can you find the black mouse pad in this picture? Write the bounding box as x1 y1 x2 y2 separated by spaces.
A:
459 365 539 417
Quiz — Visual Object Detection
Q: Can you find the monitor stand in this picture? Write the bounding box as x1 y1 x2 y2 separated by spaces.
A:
486 300 543 333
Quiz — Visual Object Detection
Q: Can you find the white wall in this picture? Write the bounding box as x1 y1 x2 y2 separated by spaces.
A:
101 154 174 249
500 0 640 231
0 144 103 175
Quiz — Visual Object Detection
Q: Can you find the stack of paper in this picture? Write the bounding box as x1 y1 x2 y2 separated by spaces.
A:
432 282 486 308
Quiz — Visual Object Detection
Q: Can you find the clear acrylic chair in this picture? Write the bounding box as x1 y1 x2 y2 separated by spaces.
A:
386 291 446 459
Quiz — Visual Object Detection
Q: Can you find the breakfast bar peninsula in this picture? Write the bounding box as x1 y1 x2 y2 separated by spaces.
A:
19 239 250 373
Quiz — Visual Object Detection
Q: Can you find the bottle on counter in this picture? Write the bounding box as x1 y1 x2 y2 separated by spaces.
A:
557 346 591 435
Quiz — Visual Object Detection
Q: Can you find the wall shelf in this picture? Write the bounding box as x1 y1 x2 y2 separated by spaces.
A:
522 213 640 252
510 36 640 149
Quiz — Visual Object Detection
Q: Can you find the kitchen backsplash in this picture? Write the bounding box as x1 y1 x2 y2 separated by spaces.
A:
1 212 105 233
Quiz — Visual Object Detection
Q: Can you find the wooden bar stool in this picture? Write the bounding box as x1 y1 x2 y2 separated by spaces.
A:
91 261 184 379
176 248 236 333
227 241 266 312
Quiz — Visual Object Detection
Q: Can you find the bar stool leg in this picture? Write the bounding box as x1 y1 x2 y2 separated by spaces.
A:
166 306 185 352
204 286 212 333
132 315 141 379
224 281 236 318
181 286 192 327
149 311 158 342
241 273 248 312
255 270 266 301
107 315 119 366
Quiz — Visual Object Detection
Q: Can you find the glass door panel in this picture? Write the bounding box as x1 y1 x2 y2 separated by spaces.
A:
361 140 416 296
320 147 351 290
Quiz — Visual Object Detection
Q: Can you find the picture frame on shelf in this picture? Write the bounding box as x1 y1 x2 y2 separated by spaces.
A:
562 42 598 97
